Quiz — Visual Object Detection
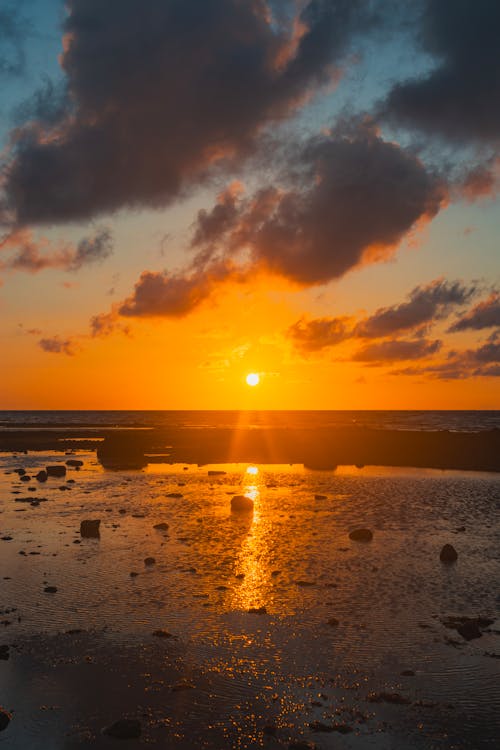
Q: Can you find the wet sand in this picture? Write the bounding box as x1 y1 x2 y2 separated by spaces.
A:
0 452 499 748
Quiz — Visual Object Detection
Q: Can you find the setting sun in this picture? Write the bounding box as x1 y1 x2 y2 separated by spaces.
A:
246 373 260 387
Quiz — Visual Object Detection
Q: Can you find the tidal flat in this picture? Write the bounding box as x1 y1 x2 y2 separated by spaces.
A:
0 453 499 749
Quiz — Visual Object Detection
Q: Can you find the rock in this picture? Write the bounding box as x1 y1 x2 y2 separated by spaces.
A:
327 617 339 628
14 468 26 476
130 571 139 577
314 494 327 500
366 691 411 705
80 519 101 538
46 465 66 478
35 470 47 482
248 606 267 614
208 470 226 476
20 475 31 482
66 459 83 467
400 669 415 676
0 645 9 660
152 629 174 638
144 557 156 566
44 586 57 594
349 528 373 542
231 495 254 513
153 522 169 531
441 615 494 641
0 709 11 732
166 492 183 498
103 719 142 739
440 544 458 563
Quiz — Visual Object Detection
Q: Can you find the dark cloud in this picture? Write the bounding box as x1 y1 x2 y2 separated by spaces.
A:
0 3 27 77
192 123 445 285
352 337 441 363
0 227 113 274
38 336 77 356
119 260 241 319
382 0 500 144
448 292 500 332
354 278 475 338
392 332 500 379
287 316 352 353
3 0 373 226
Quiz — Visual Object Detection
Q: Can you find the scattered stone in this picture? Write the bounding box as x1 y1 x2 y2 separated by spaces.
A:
327 617 339 628
80 519 101 538
400 669 415 676
208 470 226 476
231 495 254 513
66 459 83 467
144 557 156 566
1 537 13 542
349 528 373 542
103 719 142 739
130 571 139 577
46 465 66 478
440 616 494 641
314 494 327 500
35 471 47 482
248 606 267 614
366 691 411 705
0 709 11 732
440 544 458 563
20 475 31 482
44 586 57 594
14 468 26 476
153 522 169 531
152 629 174 638
166 492 183 498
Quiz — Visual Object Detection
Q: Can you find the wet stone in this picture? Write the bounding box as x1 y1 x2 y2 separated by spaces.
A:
349 528 373 542
440 544 458 563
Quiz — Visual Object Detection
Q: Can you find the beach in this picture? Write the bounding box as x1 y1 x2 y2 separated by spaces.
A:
0 424 499 748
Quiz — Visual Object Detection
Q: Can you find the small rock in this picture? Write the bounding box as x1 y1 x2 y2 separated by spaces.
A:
327 617 339 628
400 669 415 676
44 586 57 594
14 468 26 476
0 709 11 732
66 459 83 467
20 475 31 482
349 528 373 542
35 470 48 482
80 519 101 538
152 629 174 638
314 494 327 500
231 495 254 513
440 544 458 563
208 470 226 476
153 522 169 531
248 606 267 614
0 645 10 660
103 719 142 739
46 465 66 478
130 571 139 577
144 557 156 566
166 492 183 498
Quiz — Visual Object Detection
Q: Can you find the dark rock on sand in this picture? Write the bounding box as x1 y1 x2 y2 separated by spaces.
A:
103 718 142 739
144 557 156 566
20 475 31 482
309 721 352 734
66 459 83 467
80 519 101 538
441 616 494 641
35 471 47 482
349 528 373 542
231 495 254 513
44 586 57 593
327 617 339 628
0 645 10 660
440 544 458 563
0 709 11 732
14 468 26 476
153 522 169 531
366 691 411 705
166 492 183 498
248 606 267 614
46 465 66 478
314 494 327 500
208 470 226 476
401 669 415 676
152 629 174 638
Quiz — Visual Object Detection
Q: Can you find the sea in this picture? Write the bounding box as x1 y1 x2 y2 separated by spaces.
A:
0 409 499 431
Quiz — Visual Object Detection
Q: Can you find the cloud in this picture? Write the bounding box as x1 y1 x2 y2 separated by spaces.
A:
287 316 352 352
0 227 113 274
352 337 442 364
286 278 474 353
448 292 500 332
0 3 27 78
381 0 500 144
354 278 475 338
118 260 242 318
38 336 78 356
2 0 373 225
191 122 446 286
393 332 500 379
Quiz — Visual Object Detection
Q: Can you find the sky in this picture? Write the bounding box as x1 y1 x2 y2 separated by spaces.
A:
0 0 499 410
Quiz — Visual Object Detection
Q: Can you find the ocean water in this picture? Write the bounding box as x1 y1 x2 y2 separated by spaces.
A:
0 409 499 431
0 449 499 749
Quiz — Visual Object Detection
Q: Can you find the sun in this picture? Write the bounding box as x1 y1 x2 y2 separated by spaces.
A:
246 372 260 387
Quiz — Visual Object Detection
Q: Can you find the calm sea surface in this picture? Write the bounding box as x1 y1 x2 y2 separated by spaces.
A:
0 409 499 431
